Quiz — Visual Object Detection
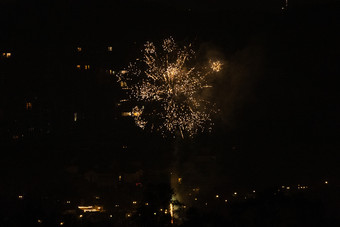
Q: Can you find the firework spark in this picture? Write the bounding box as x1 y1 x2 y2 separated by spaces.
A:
170 203 174 224
210 60 223 72
117 37 220 137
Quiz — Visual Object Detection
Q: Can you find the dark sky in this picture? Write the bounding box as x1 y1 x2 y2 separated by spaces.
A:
1 0 339 192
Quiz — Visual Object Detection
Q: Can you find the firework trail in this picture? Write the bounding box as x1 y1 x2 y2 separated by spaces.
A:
117 37 221 138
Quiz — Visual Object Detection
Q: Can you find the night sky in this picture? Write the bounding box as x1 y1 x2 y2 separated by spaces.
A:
0 0 340 226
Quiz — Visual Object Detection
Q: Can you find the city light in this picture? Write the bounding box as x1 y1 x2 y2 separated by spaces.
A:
2 52 11 58
26 102 32 110
78 206 103 212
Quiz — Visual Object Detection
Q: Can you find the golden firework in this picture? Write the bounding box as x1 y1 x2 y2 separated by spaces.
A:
117 37 219 137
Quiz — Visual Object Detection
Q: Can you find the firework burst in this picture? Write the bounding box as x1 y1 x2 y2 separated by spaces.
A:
117 37 221 138
210 60 223 72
